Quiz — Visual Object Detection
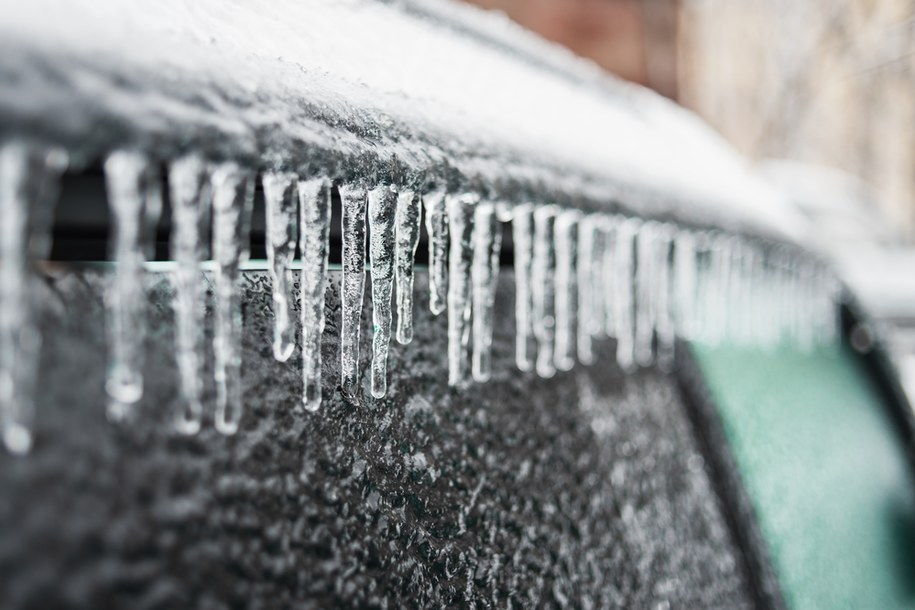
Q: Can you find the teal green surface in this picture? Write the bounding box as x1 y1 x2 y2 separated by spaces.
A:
693 342 915 610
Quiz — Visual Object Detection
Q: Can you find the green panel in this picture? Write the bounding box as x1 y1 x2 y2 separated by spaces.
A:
693 342 915 610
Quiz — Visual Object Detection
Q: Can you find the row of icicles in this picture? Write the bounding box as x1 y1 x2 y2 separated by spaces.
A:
0 141 840 454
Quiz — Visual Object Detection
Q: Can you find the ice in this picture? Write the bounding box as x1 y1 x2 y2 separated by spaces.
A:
511 204 535 372
673 230 697 340
368 184 397 399
103 150 162 422
600 218 616 338
634 221 657 368
263 171 299 363
298 177 331 412
446 193 477 386
576 215 597 366
532 205 558 379
394 190 421 345
424 190 449 316
0 141 66 454
340 185 368 395
168 155 210 435
654 225 675 372
553 210 580 372
614 218 639 372
211 162 253 435
471 203 502 382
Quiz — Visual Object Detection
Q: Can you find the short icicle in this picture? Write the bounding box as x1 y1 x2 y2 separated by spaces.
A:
576 215 596 365
168 155 210 435
614 219 639 372
424 190 449 316
532 205 558 379
512 204 535 372
368 185 398 399
446 193 477 386
340 185 368 395
394 190 422 345
553 210 579 372
103 150 162 423
471 203 502 382
262 171 299 362
211 163 253 435
0 142 66 454
299 178 331 411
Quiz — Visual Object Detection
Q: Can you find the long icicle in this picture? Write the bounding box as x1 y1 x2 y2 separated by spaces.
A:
446 193 476 386
340 185 368 396
614 218 638 372
368 184 397 399
263 171 299 362
168 155 210 435
601 218 617 339
104 150 162 423
634 221 657 368
576 214 596 365
512 204 535 372
299 178 331 411
553 210 579 372
211 162 252 435
673 229 696 340
471 203 502 382
424 189 449 316
0 142 66 454
654 225 675 372
532 205 558 379
394 189 421 345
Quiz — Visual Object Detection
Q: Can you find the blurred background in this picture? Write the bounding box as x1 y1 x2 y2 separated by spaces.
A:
464 0 915 239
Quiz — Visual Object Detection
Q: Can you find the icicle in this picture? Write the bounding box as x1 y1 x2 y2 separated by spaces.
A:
368 184 397 399
168 155 210 435
673 230 697 340
298 178 331 412
263 171 299 362
103 150 161 423
0 142 66 454
614 219 638 372
634 222 656 368
532 205 558 379
576 215 596 365
471 203 501 382
553 210 579 372
600 218 616 338
654 226 675 371
340 185 368 395
512 204 535 372
210 162 252 435
424 189 449 316
394 190 421 345
446 194 477 386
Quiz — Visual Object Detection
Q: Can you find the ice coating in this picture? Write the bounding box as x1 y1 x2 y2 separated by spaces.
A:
614 219 639 372
262 171 299 362
512 205 535 372
575 215 596 366
103 150 162 423
298 178 331 412
553 210 579 372
471 203 502 382
168 155 210 435
423 190 449 316
211 162 252 435
0 142 66 455
394 190 421 345
532 206 558 379
340 185 368 395
446 194 477 386
368 185 397 399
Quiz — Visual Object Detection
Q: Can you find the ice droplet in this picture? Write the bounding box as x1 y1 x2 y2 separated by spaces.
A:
423 189 449 316
553 210 579 372
298 178 331 412
368 184 397 399
532 205 558 379
263 171 299 362
103 150 162 422
211 162 253 435
614 218 638 372
168 155 210 435
0 141 66 454
394 189 421 345
576 215 597 365
512 204 535 372
446 193 477 386
471 203 502 382
340 185 368 396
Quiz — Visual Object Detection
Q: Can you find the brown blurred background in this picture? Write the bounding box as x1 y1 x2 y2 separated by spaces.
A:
463 0 915 236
